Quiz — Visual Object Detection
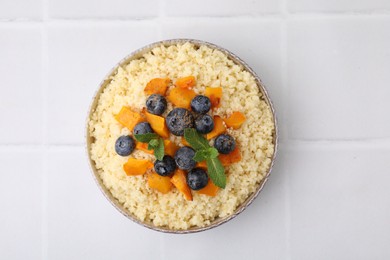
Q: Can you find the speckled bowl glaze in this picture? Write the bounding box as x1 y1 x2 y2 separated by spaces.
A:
86 39 278 234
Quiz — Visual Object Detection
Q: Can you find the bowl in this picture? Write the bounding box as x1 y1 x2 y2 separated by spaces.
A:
86 39 278 234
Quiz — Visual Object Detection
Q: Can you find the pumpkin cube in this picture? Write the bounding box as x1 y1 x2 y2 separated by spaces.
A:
197 180 219 197
206 116 226 140
171 169 193 201
224 111 246 129
167 87 196 109
164 140 179 157
144 111 169 138
115 106 143 131
175 76 196 89
218 146 241 166
123 158 153 176
205 87 222 109
147 171 173 194
135 142 154 154
144 78 170 96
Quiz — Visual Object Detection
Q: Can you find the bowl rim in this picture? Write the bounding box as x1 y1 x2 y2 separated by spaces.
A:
85 38 279 234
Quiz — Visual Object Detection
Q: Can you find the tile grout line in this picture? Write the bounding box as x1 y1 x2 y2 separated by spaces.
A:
41 0 49 258
280 0 291 259
0 11 389 26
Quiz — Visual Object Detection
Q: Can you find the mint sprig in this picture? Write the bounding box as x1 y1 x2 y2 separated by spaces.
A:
134 133 165 161
183 128 209 150
193 147 218 162
184 128 226 188
206 158 226 189
134 133 158 143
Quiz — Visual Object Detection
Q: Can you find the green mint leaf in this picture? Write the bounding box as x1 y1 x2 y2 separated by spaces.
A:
206 157 226 189
207 147 219 159
184 128 210 151
193 150 208 162
153 138 165 161
148 139 159 149
193 147 219 162
134 133 159 143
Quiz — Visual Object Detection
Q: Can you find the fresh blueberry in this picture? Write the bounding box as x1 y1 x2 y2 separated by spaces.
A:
187 168 209 190
133 122 153 135
191 95 211 114
146 94 167 115
195 114 214 134
174 146 196 170
214 134 236 154
115 135 135 156
154 155 176 176
166 108 194 136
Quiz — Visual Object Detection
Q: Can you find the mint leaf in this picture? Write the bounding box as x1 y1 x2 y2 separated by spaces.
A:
153 138 164 161
184 128 210 151
148 139 159 149
206 157 226 188
193 150 208 162
184 128 226 189
134 133 158 143
207 147 219 159
193 148 219 162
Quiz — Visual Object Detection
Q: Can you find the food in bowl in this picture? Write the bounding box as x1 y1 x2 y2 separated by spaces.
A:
88 41 275 230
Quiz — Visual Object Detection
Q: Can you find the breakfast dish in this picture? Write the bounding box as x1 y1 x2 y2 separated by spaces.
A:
88 42 275 230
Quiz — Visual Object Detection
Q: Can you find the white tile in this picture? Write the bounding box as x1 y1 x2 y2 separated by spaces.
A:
287 18 390 140
288 0 390 13
287 147 390 259
0 150 42 259
162 149 288 260
162 19 286 140
49 0 159 18
165 0 281 16
47 23 160 144
0 0 42 19
47 148 161 259
0 28 42 144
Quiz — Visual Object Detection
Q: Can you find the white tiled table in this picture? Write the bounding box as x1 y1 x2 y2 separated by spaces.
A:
1 0 389 259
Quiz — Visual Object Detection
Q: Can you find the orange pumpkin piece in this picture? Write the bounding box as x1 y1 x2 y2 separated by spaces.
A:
144 78 170 96
147 171 173 194
206 116 226 140
181 137 190 147
135 142 154 154
115 106 144 131
123 158 153 176
144 111 169 138
205 87 222 108
171 169 193 201
167 87 196 109
197 180 219 197
175 76 196 89
224 111 246 129
218 146 241 166
196 161 207 169
164 140 179 157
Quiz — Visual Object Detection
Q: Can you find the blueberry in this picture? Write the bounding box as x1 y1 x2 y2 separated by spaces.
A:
174 146 196 170
133 122 153 135
214 134 236 154
191 95 211 114
154 155 176 176
146 94 167 115
115 135 135 156
187 168 209 190
195 114 214 134
166 108 194 136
